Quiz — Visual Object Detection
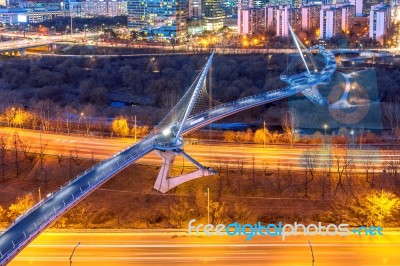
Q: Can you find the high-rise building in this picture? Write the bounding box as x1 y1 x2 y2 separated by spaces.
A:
340 3 354 33
0 8 68 23
204 0 225 31
267 0 289 6
319 4 354 39
265 5 277 32
350 0 362 16
319 5 342 38
276 5 300 36
69 0 127 17
369 4 391 44
127 0 187 39
189 0 202 18
238 6 265 34
301 4 320 31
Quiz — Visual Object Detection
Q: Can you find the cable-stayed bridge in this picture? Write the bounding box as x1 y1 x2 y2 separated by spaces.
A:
0 28 337 265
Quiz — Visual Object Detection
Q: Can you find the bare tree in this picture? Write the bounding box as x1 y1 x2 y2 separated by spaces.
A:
214 160 224 198
11 133 21 177
114 203 130 229
83 104 96 134
64 105 75 135
382 98 400 132
284 162 295 200
0 136 7 181
364 153 376 188
276 160 282 195
54 106 64 133
384 150 400 190
303 149 319 197
34 100 53 131
224 159 230 188
161 89 180 109
237 159 244 197
282 108 299 148
332 148 353 194
56 147 65 167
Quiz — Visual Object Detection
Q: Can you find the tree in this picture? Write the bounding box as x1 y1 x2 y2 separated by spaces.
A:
282 108 299 148
365 191 400 226
0 136 7 181
135 125 150 137
168 197 196 228
223 131 236 142
210 200 228 224
10 108 30 128
112 116 129 137
332 149 353 194
66 202 94 229
82 104 96 134
302 149 319 197
11 133 22 177
0 205 7 223
8 194 35 221
326 191 400 227
253 127 270 145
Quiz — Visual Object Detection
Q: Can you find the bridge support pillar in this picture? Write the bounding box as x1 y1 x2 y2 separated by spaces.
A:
153 149 216 193
20 49 26 57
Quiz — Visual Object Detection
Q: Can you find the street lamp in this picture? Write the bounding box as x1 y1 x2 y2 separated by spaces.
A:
78 112 84 132
323 124 328 148
350 129 354 149
84 24 88 37
69 242 80 266
207 187 210 224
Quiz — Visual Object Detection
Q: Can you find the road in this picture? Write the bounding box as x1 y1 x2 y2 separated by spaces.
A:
0 32 100 52
8 231 400 266
0 127 391 171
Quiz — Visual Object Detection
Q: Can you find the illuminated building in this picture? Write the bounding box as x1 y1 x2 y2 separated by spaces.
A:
320 4 354 39
127 0 187 39
238 6 265 34
69 0 127 17
204 0 225 31
0 7 68 23
276 5 301 36
301 4 320 31
369 4 391 44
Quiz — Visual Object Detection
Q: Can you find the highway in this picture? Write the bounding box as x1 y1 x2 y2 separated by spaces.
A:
0 32 100 53
8 231 400 266
0 127 390 171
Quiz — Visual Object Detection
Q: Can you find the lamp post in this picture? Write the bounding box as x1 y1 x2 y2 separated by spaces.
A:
69 242 80 266
323 124 328 148
70 12 73 35
207 187 210 224
78 112 84 132
134 115 137 142
84 24 87 37
350 129 354 149
263 120 266 148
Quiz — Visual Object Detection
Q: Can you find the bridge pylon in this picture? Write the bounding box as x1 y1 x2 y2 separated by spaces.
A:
153 149 216 193
151 51 217 193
